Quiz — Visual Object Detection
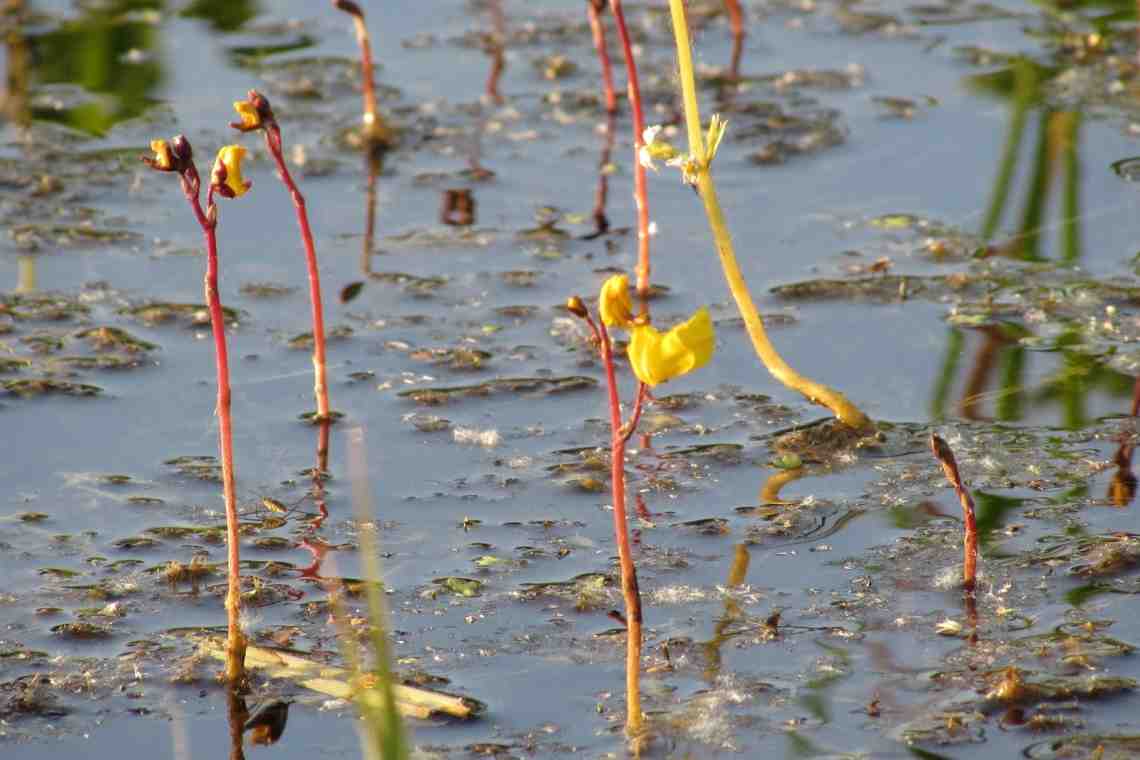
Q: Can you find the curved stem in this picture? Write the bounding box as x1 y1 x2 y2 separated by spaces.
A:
332 0 387 144
598 322 643 737
608 0 651 297
667 0 870 429
264 125 331 421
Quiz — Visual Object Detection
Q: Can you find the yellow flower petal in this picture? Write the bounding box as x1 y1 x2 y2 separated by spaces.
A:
149 139 173 170
233 100 262 130
215 145 250 198
598 274 633 328
627 307 714 386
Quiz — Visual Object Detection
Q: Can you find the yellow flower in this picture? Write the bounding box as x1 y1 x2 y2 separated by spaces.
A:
213 145 250 198
627 307 714 386
149 139 173 171
598 274 633 328
233 100 262 131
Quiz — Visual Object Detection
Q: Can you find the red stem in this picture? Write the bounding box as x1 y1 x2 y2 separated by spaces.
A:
264 124 331 421
597 320 643 734
724 0 745 79
608 0 651 298
930 434 978 594
181 170 245 682
587 0 617 114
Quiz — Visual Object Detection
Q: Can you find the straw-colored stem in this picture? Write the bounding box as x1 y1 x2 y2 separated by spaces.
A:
188 180 245 683
263 124 331 422
347 426 411 759
597 321 643 737
587 0 617 114
608 0 651 297
667 0 870 430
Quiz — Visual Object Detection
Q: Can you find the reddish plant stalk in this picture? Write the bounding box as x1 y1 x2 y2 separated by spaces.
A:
332 0 385 144
177 168 245 683
587 0 617 114
930 434 978 593
261 124 331 422
608 0 652 297
724 0 745 79
485 0 506 105
591 315 646 736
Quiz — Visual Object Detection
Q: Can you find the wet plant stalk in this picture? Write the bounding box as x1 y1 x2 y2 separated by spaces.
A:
587 0 617 115
608 0 651 297
261 123 331 421
666 0 870 429
723 0 744 79
180 172 245 682
930 434 978 593
332 0 387 145
595 317 646 736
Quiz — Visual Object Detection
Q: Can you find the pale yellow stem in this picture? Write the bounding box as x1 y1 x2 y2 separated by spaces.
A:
666 0 870 430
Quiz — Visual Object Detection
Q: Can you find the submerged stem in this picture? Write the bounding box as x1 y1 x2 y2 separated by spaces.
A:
666 0 870 430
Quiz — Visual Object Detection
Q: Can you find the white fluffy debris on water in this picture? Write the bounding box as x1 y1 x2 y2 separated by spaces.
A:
453 426 501 447
649 585 712 604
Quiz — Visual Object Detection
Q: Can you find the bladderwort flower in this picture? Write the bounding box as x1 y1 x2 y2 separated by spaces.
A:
639 115 729 186
212 145 251 199
597 273 715 386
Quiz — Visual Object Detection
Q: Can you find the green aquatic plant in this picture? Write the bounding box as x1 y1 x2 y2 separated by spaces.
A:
662 0 870 430
567 273 715 740
143 136 250 683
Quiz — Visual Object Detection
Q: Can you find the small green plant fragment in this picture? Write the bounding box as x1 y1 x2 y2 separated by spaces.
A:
433 577 484 597
51 622 112 639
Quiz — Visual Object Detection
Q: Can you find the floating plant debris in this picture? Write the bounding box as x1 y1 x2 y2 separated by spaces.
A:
398 375 596 404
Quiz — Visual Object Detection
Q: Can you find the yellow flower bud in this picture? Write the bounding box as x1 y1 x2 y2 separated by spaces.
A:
213 145 250 198
626 307 714 386
233 100 262 130
598 274 633 328
149 139 174 171
565 295 588 319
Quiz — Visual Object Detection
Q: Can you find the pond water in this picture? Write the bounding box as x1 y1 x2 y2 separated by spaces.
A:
5 0 1140 757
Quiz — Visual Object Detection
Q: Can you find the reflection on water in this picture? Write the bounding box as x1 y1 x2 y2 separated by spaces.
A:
933 325 1133 428
24 0 163 136
180 0 259 33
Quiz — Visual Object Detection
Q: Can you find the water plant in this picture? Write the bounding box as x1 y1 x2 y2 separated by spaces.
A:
930 434 979 593
567 273 715 739
331 0 390 147
143 136 250 682
231 90 332 425
607 0 652 297
586 0 617 115
661 0 870 430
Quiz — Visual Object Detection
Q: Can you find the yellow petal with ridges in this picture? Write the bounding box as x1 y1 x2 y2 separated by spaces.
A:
598 273 633 328
627 307 714 386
